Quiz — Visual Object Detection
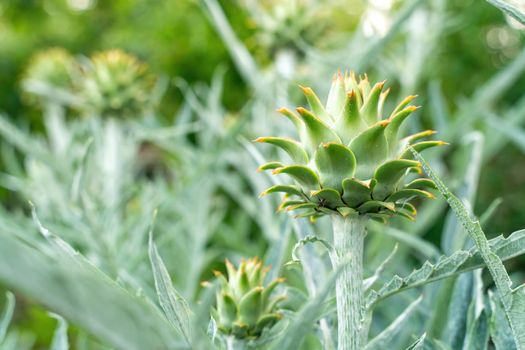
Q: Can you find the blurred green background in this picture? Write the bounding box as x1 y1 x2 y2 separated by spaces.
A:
1 0 524 232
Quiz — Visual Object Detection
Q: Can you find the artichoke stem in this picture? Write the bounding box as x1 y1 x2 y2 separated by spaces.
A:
331 214 366 350
226 336 246 350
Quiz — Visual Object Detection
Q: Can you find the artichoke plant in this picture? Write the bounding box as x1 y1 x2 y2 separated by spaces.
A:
256 72 445 350
78 49 154 118
257 72 444 222
211 258 285 340
21 48 77 105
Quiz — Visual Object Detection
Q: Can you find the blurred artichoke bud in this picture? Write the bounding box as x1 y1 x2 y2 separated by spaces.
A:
211 258 285 339
257 72 446 222
78 49 155 118
21 47 77 105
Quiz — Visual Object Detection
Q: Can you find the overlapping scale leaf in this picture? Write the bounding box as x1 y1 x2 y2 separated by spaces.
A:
257 72 445 221
211 258 285 339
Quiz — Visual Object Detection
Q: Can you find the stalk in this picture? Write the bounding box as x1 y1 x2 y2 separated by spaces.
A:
226 336 246 350
330 214 366 350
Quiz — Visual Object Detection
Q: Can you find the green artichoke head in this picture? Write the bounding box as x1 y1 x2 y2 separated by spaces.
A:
21 48 77 104
212 258 285 339
78 49 155 118
257 72 446 221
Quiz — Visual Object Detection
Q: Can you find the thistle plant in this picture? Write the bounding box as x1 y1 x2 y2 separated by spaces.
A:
211 258 285 341
256 72 445 350
78 49 154 118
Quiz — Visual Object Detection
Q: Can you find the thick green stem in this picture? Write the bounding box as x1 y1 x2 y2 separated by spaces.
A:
331 214 366 350
226 336 246 350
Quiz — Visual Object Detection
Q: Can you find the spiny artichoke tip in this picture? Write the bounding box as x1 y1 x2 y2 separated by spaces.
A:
210 258 285 339
256 72 446 222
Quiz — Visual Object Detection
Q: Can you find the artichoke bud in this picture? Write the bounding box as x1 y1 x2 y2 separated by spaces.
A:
212 258 284 339
21 48 77 105
78 49 155 118
257 72 446 221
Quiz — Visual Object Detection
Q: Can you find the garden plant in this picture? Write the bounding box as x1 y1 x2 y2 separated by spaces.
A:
1 1 525 350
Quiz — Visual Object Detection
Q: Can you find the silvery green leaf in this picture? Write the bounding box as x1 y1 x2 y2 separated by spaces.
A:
365 296 423 350
489 290 517 350
0 233 185 350
149 226 192 345
0 291 15 343
366 229 525 308
49 313 69 350
412 148 525 350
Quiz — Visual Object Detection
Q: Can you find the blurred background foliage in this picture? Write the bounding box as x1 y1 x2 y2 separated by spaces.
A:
1 0 523 232
1 0 525 348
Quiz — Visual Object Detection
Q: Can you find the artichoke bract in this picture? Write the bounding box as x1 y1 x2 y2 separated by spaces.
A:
257 72 445 221
211 258 285 339
78 49 154 118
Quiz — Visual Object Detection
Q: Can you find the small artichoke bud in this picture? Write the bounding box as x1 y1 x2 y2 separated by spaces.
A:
257 72 446 222
77 49 155 118
211 258 285 339
21 48 77 105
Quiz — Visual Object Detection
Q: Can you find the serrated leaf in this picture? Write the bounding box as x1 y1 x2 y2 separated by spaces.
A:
372 159 420 200
149 230 192 345
288 234 333 265
411 148 525 350
349 121 389 179
255 137 309 164
489 291 517 350
273 165 320 191
314 143 356 192
366 229 525 308
342 178 371 207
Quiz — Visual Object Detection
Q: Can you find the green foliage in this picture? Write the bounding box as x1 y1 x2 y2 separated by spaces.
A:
1 0 525 349
210 258 285 340
258 73 442 221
